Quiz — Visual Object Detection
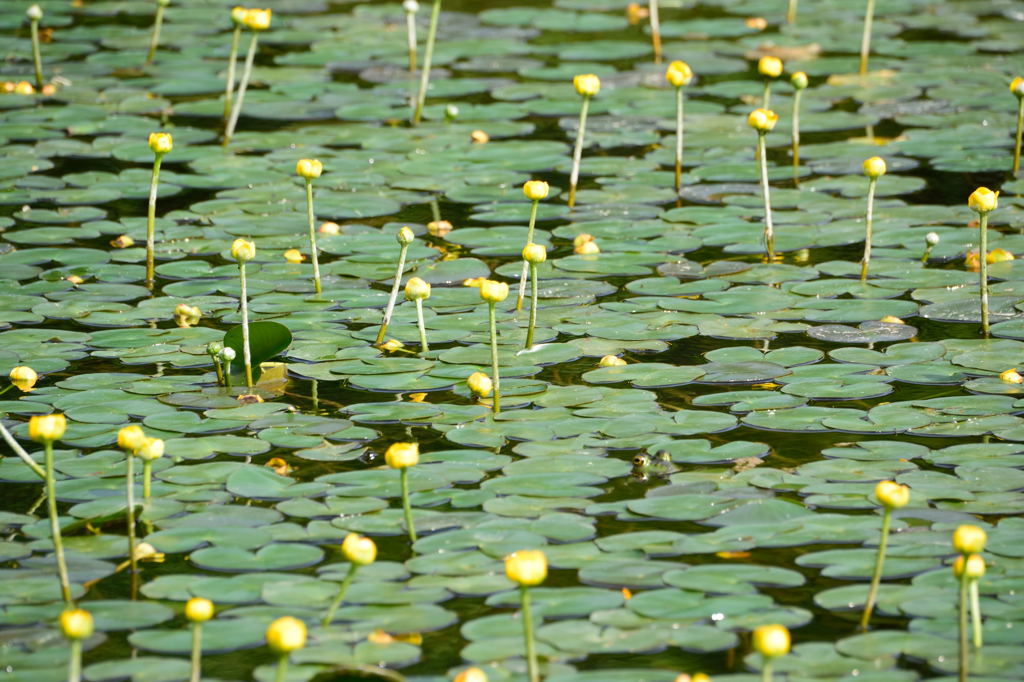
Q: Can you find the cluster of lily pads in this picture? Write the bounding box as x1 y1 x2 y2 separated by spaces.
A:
3 0 1024 681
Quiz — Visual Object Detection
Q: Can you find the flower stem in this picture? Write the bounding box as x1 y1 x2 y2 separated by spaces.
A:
412 0 441 125
142 460 152 504
859 0 876 76
787 0 798 24
30 18 44 90
568 95 591 208
959 570 969 682
321 562 358 627
190 623 203 682
224 31 259 145
969 577 983 649
239 262 253 387
223 25 242 127
0 421 45 480
489 301 501 414
146 155 164 290
213 354 224 386
515 199 540 311
68 639 82 682
859 507 891 629
415 299 428 353
674 86 684 193
45 441 73 604
525 263 538 349
648 0 662 64
305 179 322 296
979 212 990 336
791 89 802 174
762 660 773 682
763 80 771 109
405 6 417 72
1014 98 1024 176
375 244 409 345
125 453 138 578
860 177 877 283
757 132 774 260
520 585 539 682
144 2 166 66
400 466 417 543
274 655 288 682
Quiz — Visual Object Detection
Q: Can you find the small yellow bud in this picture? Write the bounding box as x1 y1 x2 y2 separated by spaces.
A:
110 234 135 248
479 279 509 303
999 368 1024 384
573 74 601 97
185 597 214 623
1011 77 1024 99
237 393 263 404
117 424 147 453
968 187 998 214
863 156 886 179
136 437 165 462
404 277 431 301
626 3 649 25
599 355 627 367
408 392 427 403
874 480 910 510
28 414 66 443
397 226 415 246
380 338 404 353
231 238 256 263
752 624 790 659
757 56 783 78
427 219 453 237
747 108 779 133
462 277 486 288
745 16 768 30
879 315 904 325
790 71 808 90
953 554 986 580
243 8 272 31
66 275 85 285
174 303 201 328
665 60 693 88
342 532 377 566
467 371 493 398
295 158 323 180
60 609 94 641
319 221 341 235
674 675 711 682
952 524 987 555
13 81 35 96
283 249 305 263
504 549 547 586
266 616 306 654
470 130 489 144
522 243 546 264
27 5 43 21
9 366 38 392
385 442 419 469
573 233 600 255
523 180 550 201
230 5 247 25
148 132 173 155
454 667 488 682
986 248 1014 264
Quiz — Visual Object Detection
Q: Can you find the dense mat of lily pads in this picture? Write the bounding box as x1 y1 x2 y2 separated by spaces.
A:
2 0 1024 680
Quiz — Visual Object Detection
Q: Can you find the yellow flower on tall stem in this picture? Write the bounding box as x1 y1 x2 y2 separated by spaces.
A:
412 0 442 124
296 159 325 296
953 552 986 681
748 108 779 260
144 0 171 66
27 5 44 90
376 227 415 346
185 598 214 682
505 550 547 682
522 243 546 349
404 277 432 353
224 8 272 145
231 238 257 386
1011 77 1024 175
790 71 808 173
568 74 600 208
665 61 694 193
9 365 38 393
860 156 886 282
480 280 509 414
753 624 790 681
953 524 987 653
29 413 72 603
860 480 909 629
266 616 306 682
859 0 876 75
146 132 173 290
118 424 146 580
757 56 783 108
385 442 420 543
60 608 93 682
969 187 999 336
516 180 549 310
322 532 377 626
223 7 248 127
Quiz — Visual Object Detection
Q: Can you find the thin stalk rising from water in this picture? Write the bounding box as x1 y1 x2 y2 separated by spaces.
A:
28 7 44 90
859 0 876 76
224 32 259 145
757 132 774 260
146 155 164 290
648 0 661 64
412 0 441 124
861 176 878 282
859 506 892 629
223 23 242 128
568 95 591 208
305 179 322 296
145 0 169 66
45 441 72 604
516 198 540 311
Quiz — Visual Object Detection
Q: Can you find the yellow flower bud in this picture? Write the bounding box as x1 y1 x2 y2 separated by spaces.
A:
665 60 693 88
752 624 790 659
747 108 779 133
470 130 490 144
29 414 66 443
283 248 305 263
27 5 43 21
757 56 783 78
136 437 165 462
790 71 808 90
404 277 431 301
319 221 341 235
243 8 272 31
148 132 173 155
230 5 247 25
454 668 489 682
479 279 509 304
573 74 601 97
999 368 1023 384
14 81 35 96
231 238 256 263
1011 77 1024 99
60 609 94 640
522 243 546 264
397 226 415 246
117 424 147 453
342 532 377 566
9 366 38 392
674 675 710 682
467 371 493 398
174 303 201 328
295 158 323 180
185 597 214 623
573 233 600 255
986 248 1014 263
380 338 404 353
504 549 547 586
385 442 419 469
879 315 904 325
110 234 135 248
953 524 987 555
599 355 627 367
266 616 306 654
953 554 986 580
863 156 886 179
427 219 453 237
874 480 909 510
968 187 998 214
523 180 550 201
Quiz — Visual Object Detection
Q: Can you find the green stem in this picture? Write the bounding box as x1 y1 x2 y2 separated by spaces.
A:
305 179 322 296
525 264 538 349
763 80 771 109
520 585 539 682
145 3 166 66
648 0 661 64
674 86 684 193
126 453 137 578
400 466 417 543
860 177 877 282
405 7 417 72
859 507 891 629
223 25 242 127
68 639 82 682
959 570 969 682
516 200 540 311
239 263 253 387
568 96 590 208
922 244 934 263
489 302 501 414
224 31 258 145
415 299 428 353
321 562 358 627
146 155 164 290
190 623 202 682
969 577 983 649
274 655 288 682
45 441 73 604
375 244 409 345
412 0 441 124
859 0 876 76
30 19 44 90
1014 98 1024 176
213 354 224 386
787 0 797 24
142 460 152 504
791 89 802 173
429 196 441 223
762 659 773 682
0 421 46 480
979 212 989 336
224 364 233 390
757 132 774 260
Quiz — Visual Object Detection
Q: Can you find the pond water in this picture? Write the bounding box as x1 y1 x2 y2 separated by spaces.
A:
2 0 1024 680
